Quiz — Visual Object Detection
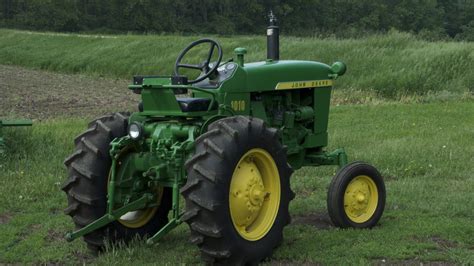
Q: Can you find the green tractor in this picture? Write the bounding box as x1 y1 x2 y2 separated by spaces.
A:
63 14 386 264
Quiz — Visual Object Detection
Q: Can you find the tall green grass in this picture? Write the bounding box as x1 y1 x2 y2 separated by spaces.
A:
0 29 472 97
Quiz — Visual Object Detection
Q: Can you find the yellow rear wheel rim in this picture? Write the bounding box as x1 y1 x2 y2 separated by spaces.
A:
117 187 163 228
229 148 281 241
343 175 378 223
111 148 164 229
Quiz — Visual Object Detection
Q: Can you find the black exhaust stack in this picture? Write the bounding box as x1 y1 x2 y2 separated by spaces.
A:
267 10 279 61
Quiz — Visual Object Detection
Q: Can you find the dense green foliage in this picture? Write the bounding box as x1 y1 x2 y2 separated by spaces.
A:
0 29 472 97
0 0 473 40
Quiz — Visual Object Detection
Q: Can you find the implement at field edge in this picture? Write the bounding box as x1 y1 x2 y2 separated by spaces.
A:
0 119 32 153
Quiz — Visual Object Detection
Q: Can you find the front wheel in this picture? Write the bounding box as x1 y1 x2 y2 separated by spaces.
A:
327 162 386 228
181 116 294 264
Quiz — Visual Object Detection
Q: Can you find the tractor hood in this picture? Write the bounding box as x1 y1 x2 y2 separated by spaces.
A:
242 60 333 91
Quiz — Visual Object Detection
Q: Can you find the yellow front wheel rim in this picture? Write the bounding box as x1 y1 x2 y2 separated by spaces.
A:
229 148 281 241
344 175 378 223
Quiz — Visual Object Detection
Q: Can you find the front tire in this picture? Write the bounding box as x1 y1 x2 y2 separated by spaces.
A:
327 162 386 228
181 116 294 264
62 113 171 252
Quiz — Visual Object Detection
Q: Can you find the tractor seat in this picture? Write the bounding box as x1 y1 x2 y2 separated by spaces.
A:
176 97 216 112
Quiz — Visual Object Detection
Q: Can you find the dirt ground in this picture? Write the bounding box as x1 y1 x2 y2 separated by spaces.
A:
0 65 139 120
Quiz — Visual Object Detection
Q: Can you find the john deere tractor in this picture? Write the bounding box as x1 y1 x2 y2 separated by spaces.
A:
63 14 386 264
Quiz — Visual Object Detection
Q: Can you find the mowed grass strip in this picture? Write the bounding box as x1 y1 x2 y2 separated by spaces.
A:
0 29 473 97
0 101 473 264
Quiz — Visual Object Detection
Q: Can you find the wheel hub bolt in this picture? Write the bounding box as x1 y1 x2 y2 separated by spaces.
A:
356 193 365 203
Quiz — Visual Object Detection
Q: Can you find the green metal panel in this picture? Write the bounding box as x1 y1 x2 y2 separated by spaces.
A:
141 88 183 115
139 78 184 116
313 87 331 134
242 60 332 92
250 101 268 121
312 87 332 147
216 60 333 93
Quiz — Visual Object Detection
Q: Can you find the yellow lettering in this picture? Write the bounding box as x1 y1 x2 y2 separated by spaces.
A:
275 79 334 90
231 100 246 111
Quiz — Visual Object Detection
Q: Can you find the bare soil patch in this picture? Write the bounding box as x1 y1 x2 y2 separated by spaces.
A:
372 259 453 265
268 260 320 266
45 229 64 242
0 212 13 224
429 236 459 249
72 250 95 264
0 65 139 120
291 212 333 229
411 235 459 250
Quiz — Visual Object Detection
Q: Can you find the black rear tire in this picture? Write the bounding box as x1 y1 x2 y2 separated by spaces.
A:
62 113 172 252
327 162 385 228
181 116 295 265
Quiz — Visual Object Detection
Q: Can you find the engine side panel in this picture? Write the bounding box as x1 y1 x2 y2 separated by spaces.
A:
249 85 332 169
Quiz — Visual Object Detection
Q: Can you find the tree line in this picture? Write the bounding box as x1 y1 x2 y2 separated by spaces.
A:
1 0 473 40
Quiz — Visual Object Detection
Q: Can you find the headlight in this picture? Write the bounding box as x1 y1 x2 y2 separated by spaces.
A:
128 122 143 140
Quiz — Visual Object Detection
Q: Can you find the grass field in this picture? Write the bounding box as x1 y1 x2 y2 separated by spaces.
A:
0 29 473 97
1 100 473 264
0 30 473 264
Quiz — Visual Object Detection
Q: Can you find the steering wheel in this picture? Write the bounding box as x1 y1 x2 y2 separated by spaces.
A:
174 38 223 84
